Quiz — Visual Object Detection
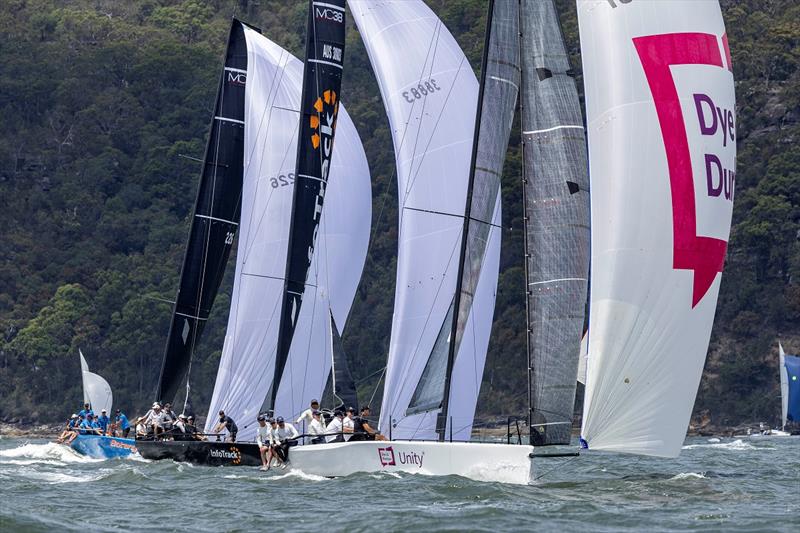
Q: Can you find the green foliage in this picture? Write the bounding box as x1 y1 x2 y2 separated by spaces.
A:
0 0 797 429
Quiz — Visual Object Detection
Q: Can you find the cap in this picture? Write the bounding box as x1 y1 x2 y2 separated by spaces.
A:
311 399 319 404
346 406 355 413
334 410 343 417
178 414 188 420
218 410 225 416
101 409 107 413
268 418 276 424
152 402 161 409
276 416 284 423
115 409 120 413
187 415 195 420
70 414 78 419
257 415 266 422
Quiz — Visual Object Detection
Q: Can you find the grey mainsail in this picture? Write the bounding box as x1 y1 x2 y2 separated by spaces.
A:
520 0 590 446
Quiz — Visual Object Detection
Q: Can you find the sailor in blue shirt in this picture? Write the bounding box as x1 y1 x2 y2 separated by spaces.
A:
96 409 110 435
80 414 101 435
115 409 131 438
78 403 94 419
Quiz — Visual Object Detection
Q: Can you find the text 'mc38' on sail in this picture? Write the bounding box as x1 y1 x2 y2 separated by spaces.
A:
437 0 520 441
269 0 348 411
203 23 370 441
520 0 590 446
349 0 498 441
156 22 247 406
578 0 736 457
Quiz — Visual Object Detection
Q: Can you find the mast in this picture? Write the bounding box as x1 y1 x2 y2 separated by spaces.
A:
437 0 498 442
268 0 347 410
155 21 247 407
519 0 590 446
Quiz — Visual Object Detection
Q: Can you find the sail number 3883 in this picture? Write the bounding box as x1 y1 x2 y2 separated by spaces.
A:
403 79 441 103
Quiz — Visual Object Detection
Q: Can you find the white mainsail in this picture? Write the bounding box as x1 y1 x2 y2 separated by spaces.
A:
79 349 113 415
349 0 499 441
779 342 789 430
578 0 736 457
205 27 371 440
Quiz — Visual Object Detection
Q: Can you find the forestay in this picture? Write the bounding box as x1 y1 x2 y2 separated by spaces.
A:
79 350 113 415
520 0 590 446
204 25 370 441
578 0 736 456
349 0 492 441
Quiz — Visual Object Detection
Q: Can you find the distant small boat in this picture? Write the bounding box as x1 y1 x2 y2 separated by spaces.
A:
68 350 136 459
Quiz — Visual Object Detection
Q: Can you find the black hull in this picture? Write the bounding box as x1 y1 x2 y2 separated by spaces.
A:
136 440 261 467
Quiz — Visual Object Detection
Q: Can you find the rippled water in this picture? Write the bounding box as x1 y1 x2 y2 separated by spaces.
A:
0 436 797 531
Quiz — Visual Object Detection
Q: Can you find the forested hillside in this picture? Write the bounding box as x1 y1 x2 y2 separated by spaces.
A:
0 0 797 428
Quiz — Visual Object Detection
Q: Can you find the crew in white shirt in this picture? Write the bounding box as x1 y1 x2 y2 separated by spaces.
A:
296 399 320 428
343 407 356 442
308 410 327 444
255 415 272 470
325 410 345 443
272 416 299 464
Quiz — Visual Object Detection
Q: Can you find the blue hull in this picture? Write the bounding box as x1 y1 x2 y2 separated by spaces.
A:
70 435 137 459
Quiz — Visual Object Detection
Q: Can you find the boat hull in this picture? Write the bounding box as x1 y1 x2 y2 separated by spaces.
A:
289 440 535 484
136 440 262 466
70 435 137 459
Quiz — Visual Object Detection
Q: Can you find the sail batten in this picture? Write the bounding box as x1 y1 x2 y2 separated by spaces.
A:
520 0 590 446
578 0 736 457
155 22 247 406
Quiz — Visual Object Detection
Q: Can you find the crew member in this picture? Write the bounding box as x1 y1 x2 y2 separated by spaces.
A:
185 415 203 441
143 403 166 436
351 406 386 441
308 410 326 444
343 407 356 441
78 403 94 419
255 415 271 470
267 419 284 468
80 414 101 435
273 416 299 463
57 414 80 444
325 410 345 443
213 411 238 442
296 399 320 428
115 409 131 438
162 403 177 431
96 409 110 435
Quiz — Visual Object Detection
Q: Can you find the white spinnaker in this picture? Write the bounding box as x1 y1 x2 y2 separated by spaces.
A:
350 0 497 441
79 350 113 415
579 0 735 457
779 342 788 429
205 27 371 440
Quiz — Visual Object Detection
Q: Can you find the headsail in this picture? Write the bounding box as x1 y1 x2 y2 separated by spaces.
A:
780 342 800 429
204 25 369 441
349 0 489 441
79 350 113 415
156 22 247 406
578 0 736 456
269 0 348 411
520 0 590 446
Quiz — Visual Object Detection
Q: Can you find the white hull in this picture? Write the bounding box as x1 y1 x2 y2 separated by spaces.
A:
288 440 535 484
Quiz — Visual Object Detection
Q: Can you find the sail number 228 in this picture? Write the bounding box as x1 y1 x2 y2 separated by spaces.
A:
402 79 441 103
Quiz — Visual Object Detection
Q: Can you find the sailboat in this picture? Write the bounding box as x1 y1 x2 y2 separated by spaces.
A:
137 0 371 464
288 0 585 483
290 0 736 484
778 342 800 434
68 350 137 459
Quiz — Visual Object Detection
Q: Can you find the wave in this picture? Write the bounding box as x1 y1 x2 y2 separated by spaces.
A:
273 468 328 482
669 472 708 481
682 439 755 451
0 442 100 464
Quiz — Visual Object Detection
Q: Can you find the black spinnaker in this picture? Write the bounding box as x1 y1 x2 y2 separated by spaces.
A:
155 21 248 408
268 0 347 410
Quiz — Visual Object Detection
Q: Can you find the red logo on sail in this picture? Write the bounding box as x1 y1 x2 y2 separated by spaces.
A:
634 32 733 308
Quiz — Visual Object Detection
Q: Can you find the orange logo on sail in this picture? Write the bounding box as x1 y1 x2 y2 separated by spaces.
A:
310 90 338 150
